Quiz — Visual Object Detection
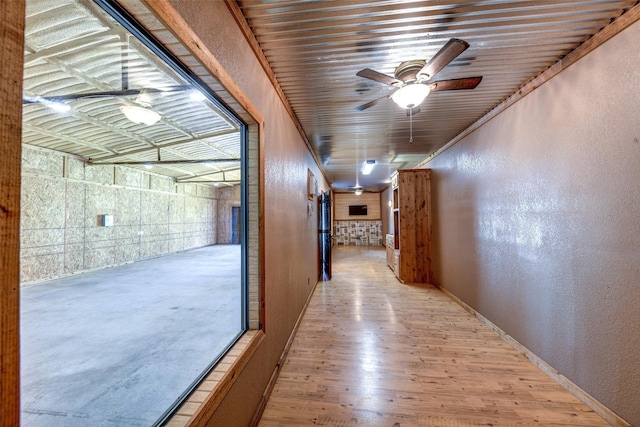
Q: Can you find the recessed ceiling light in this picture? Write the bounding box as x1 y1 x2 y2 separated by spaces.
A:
362 160 375 175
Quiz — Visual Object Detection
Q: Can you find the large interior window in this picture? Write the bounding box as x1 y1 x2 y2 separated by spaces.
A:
21 0 247 424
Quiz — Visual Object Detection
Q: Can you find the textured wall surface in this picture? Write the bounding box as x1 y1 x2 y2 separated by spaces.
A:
21 146 220 284
425 20 640 425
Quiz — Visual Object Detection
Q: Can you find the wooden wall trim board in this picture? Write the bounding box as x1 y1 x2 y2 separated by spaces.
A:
0 1 25 425
256 122 266 332
435 283 632 427
417 3 640 168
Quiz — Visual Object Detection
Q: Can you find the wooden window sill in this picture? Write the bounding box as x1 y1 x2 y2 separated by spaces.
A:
165 330 264 426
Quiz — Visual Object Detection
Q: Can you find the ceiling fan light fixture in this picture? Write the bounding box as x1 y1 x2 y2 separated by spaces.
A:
355 188 363 196
391 83 431 109
120 104 161 126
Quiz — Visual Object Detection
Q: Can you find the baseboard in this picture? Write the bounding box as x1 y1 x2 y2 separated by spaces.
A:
434 283 631 427
250 278 322 426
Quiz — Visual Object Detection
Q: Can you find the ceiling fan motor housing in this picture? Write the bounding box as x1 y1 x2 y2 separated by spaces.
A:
394 60 427 82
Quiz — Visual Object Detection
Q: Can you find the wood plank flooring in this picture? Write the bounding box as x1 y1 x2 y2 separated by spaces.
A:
258 246 608 426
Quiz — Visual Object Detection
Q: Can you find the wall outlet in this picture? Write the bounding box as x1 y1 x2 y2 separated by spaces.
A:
99 214 114 227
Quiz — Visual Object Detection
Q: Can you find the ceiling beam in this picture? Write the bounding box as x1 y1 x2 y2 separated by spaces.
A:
88 158 240 166
22 124 117 156
88 128 239 162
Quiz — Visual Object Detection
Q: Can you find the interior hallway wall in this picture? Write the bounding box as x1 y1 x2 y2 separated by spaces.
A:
21 145 219 284
166 1 330 425
425 19 640 425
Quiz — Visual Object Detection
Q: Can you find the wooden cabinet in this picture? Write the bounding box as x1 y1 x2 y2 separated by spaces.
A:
385 234 394 268
391 169 432 284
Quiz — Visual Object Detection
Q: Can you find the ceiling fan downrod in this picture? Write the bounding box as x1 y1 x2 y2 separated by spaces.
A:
409 107 414 144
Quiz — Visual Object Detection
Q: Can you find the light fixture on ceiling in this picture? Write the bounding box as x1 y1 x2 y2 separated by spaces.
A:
46 100 71 113
391 83 431 109
355 188 363 196
120 89 161 126
362 159 375 175
189 90 206 101
120 103 161 126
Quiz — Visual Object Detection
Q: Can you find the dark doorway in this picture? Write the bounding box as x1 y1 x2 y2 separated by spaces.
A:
319 191 332 280
231 206 241 244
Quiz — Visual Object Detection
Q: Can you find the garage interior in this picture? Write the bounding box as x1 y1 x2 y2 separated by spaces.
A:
20 0 248 425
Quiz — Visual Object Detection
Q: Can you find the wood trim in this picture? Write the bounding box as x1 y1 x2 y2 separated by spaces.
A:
0 1 25 425
418 3 640 167
257 121 266 332
180 330 265 426
223 0 331 186
435 283 632 427
249 277 322 427
142 0 263 126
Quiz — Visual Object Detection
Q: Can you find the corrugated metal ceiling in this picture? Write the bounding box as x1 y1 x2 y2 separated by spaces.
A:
21 0 639 191
237 0 637 191
22 0 242 186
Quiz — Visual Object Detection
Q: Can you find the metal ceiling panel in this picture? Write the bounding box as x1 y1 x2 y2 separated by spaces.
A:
22 0 242 186
237 0 637 190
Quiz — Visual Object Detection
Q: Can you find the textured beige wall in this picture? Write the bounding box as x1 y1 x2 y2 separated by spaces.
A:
20 146 218 284
167 2 330 426
425 20 640 425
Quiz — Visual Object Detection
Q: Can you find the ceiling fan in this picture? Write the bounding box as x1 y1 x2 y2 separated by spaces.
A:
355 38 482 112
22 85 197 125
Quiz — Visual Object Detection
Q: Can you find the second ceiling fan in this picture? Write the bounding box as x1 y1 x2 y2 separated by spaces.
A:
355 38 482 112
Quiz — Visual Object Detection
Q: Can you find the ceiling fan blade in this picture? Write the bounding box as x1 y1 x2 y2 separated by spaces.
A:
22 86 192 103
429 76 482 92
417 38 470 80
355 94 392 111
356 68 401 86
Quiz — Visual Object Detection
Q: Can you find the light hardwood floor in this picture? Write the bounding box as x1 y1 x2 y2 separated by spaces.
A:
258 246 608 426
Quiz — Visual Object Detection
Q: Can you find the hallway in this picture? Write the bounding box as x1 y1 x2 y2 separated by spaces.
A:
258 246 607 426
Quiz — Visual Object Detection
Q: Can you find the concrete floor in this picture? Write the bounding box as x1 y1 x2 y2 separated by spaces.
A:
20 245 243 426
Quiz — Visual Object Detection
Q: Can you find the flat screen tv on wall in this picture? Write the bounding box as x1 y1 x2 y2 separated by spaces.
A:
349 205 368 216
